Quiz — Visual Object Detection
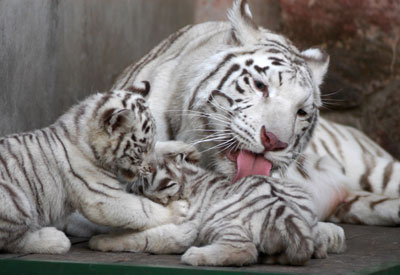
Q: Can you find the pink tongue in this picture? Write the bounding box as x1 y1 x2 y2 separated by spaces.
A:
233 150 272 183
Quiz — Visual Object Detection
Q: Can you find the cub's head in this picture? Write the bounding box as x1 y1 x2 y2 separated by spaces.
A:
90 90 156 182
180 0 329 181
130 153 196 205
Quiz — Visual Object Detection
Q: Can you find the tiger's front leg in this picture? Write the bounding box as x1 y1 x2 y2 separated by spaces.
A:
89 222 198 254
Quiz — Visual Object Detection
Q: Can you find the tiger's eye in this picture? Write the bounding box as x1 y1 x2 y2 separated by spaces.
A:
297 109 308 117
254 80 266 91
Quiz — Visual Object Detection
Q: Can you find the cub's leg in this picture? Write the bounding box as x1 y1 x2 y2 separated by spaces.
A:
181 225 258 267
328 191 400 225
181 242 258 267
0 182 70 254
313 222 346 259
89 222 197 254
259 214 315 266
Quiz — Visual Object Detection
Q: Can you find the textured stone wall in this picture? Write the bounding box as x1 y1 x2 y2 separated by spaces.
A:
279 0 400 158
0 0 194 135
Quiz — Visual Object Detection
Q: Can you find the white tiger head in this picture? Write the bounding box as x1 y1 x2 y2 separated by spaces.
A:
177 0 329 181
90 93 157 182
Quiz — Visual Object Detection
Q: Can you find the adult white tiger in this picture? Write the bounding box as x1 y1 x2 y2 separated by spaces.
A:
113 0 400 225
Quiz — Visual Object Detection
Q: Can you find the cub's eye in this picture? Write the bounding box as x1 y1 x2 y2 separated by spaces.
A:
254 80 267 92
166 182 177 189
297 109 308 117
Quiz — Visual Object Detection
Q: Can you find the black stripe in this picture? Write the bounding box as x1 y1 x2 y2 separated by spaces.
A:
217 64 240 90
122 92 132 108
92 93 112 120
6 141 44 218
49 128 112 197
189 53 236 110
382 161 394 191
0 183 30 219
22 136 45 194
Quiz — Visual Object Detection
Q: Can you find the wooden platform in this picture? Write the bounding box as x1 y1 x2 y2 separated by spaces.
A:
1 224 399 275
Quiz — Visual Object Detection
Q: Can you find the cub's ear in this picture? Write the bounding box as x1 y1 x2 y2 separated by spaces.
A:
103 109 136 135
126 80 151 99
228 0 259 45
301 48 330 88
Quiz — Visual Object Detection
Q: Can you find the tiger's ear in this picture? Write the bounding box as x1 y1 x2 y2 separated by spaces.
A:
228 0 259 45
301 48 330 88
301 48 329 107
103 109 136 135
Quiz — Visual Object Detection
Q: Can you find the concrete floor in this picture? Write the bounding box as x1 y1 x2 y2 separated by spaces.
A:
1 224 399 274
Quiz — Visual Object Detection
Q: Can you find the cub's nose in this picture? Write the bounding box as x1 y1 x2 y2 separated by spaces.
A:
261 126 288 152
140 163 155 176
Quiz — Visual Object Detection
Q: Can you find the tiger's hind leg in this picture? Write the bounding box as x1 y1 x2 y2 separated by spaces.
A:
328 191 400 225
89 222 197 254
0 182 70 254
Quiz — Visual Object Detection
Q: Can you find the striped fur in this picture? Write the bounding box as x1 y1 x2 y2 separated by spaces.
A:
90 153 346 266
112 0 400 225
0 89 188 254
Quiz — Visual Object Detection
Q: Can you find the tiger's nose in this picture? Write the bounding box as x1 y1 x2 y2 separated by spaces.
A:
261 126 288 151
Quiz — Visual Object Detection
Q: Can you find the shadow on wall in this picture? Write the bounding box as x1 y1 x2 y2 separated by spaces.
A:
0 0 399 158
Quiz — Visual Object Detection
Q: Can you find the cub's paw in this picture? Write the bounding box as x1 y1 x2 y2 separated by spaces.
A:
181 246 208 266
318 222 346 254
168 200 189 224
21 227 71 254
155 141 201 163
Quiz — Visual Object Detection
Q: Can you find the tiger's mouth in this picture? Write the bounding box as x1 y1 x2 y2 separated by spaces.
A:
227 150 272 183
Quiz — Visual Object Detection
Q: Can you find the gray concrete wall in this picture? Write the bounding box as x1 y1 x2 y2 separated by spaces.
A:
0 0 194 135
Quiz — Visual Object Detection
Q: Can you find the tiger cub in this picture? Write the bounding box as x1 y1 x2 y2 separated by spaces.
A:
0 89 188 254
90 153 346 266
